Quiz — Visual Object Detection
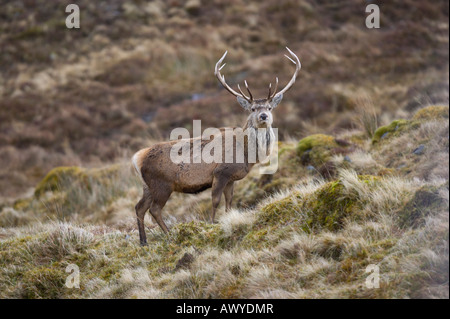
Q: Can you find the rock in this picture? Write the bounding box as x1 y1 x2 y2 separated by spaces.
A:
412 144 425 155
397 186 446 228
175 252 195 270
306 165 316 171
184 0 201 15
344 155 352 163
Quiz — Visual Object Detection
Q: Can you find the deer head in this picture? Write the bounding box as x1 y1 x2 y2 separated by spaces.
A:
214 47 301 128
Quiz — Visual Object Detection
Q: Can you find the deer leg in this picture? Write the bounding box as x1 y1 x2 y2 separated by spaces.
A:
211 177 229 223
149 202 170 234
148 184 172 234
135 186 152 246
224 181 235 212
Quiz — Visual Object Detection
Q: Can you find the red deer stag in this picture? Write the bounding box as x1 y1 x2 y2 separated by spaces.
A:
132 47 301 245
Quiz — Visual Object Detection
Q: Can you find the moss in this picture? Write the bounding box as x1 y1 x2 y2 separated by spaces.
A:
258 175 381 233
278 143 296 158
240 224 290 250
34 167 87 198
296 134 352 170
297 134 338 165
397 185 447 228
34 165 123 199
173 221 222 248
13 198 33 211
303 180 358 232
219 222 252 250
412 105 449 121
372 119 421 144
259 192 303 227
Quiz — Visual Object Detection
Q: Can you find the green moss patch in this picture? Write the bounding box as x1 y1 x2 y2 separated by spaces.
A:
257 175 381 234
372 119 420 144
34 165 123 198
173 221 222 248
296 134 352 168
27 164 126 220
34 167 88 198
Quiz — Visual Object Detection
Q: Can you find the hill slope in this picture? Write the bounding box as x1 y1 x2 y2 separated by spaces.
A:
0 105 448 298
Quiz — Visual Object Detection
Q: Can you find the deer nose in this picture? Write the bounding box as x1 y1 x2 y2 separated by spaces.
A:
260 113 268 121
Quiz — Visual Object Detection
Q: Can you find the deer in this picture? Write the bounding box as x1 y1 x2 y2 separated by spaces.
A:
132 47 301 245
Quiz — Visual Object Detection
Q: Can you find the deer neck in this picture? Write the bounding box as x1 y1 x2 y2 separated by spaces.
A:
243 119 275 164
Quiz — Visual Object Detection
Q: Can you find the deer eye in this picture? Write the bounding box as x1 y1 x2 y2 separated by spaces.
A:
251 107 256 112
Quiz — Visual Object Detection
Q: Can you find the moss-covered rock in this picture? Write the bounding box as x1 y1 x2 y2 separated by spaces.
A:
34 165 123 198
258 175 381 233
412 105 449 121
30 164 126 220
34 167 88 198
371 119 420 144
259 192 303 227
296 134 352 168
301 176 380 232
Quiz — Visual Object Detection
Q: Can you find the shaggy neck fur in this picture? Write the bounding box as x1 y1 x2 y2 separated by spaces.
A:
243 117 275 164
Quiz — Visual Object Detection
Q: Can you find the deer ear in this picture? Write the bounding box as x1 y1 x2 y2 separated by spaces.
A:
270 93 283 109
237 96 251 110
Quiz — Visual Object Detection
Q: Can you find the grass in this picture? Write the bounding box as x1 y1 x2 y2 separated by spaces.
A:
0 106 448 298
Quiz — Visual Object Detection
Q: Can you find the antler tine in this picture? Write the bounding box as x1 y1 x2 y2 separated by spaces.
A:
244 80 253 101
215 51 252 102
237 83 252 102
274 47 301 98
268 77 279 99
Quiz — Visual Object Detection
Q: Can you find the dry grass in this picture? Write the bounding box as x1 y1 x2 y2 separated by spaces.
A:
355 96 378 139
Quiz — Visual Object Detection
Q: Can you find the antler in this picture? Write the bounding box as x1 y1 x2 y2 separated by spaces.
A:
215 51 253 103
267 77 279 99
271 47 301 99
215 48 300 102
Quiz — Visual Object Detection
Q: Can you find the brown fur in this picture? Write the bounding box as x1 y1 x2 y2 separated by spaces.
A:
133 123 262 245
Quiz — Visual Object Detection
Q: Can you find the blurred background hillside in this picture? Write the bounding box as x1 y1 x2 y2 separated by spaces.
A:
0 0 448 198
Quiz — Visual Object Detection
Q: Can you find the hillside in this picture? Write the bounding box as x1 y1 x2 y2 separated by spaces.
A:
0 105 448 298
0 0 449 299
